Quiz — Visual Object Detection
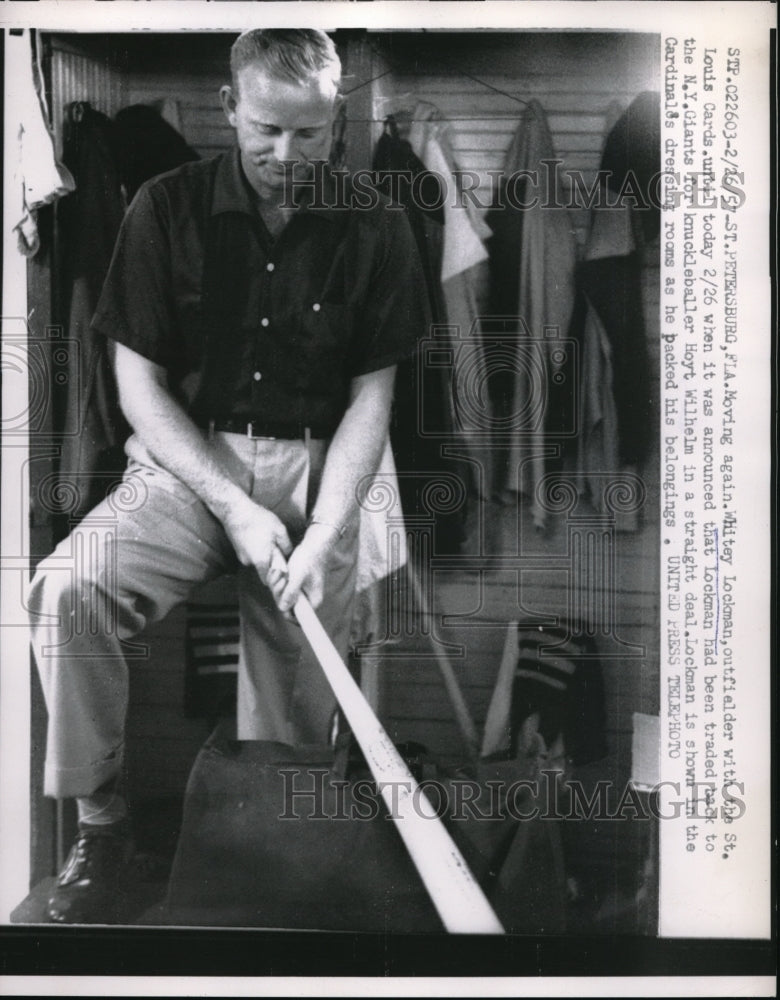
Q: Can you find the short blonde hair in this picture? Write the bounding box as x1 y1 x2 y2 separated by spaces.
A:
230 29 341 95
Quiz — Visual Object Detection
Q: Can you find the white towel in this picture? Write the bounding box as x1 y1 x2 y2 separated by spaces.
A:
419 136 489 283
9 30 75 256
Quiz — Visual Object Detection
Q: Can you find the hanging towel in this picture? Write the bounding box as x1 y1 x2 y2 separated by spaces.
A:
9 30 75 256
481 623 607 766
407 100 493 253
407 104 489 283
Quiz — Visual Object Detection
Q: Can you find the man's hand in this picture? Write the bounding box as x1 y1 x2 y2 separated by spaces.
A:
276 522 342 615
272 365 397 617
222 494 293 592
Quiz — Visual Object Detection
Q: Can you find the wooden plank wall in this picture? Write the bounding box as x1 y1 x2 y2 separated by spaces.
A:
125 36 234 157
368 31 659 246
48 35 125 157
359 32 662 785
123 61 231 158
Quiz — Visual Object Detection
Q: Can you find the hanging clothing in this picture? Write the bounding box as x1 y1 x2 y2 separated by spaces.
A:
408 102 495 500
482 623 607 766
155 96 186 134
57 102 128 522
373 122 446 312
113 103 199 202
407 102 490 281
580 237 654 467
487 100 578 525
573 286 619 510
576 91 659 514
373 120 467 552
57 103 201 521
9 30 74 256
600 90 661 245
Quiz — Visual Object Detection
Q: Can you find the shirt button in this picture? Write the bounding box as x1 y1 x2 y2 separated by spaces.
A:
266 262 275 273
312 302 321 312
260 317 269 327
253 371 262 382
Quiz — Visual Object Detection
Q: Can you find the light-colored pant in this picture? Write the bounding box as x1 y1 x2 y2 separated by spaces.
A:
28 431 358 799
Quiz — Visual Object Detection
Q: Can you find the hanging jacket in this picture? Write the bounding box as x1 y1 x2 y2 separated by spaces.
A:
373 120 466 552
113 103 200 201
57 102 128 522
486 100 578 525
576 91 659 506
408 102 494 501
600 90 661 245
57 103 200 522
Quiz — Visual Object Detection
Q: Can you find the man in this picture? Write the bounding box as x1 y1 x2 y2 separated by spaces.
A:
28 29 428 923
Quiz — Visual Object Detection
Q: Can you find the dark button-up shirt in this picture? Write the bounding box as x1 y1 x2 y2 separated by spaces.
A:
91 147 429 434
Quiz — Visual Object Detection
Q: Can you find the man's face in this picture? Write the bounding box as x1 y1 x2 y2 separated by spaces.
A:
221 63 337 198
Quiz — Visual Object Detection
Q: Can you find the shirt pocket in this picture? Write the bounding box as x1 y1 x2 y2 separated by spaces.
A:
293 301 350 389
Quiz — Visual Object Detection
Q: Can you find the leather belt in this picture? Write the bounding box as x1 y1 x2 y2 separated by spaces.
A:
201 418 332 440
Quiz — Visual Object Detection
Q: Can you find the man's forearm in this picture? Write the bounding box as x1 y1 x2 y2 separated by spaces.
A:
275 365 396 614
308 366 396 533
114 346 247 522
116 349 296 589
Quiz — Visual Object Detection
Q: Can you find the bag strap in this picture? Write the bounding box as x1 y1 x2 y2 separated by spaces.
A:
331 729 352 781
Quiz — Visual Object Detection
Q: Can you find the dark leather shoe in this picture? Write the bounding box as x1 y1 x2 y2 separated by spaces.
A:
47 824 135 924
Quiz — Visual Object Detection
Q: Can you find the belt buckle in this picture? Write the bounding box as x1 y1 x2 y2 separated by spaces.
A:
247 422 276 441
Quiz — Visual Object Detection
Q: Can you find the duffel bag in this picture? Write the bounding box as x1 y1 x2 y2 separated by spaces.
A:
166 724 567 934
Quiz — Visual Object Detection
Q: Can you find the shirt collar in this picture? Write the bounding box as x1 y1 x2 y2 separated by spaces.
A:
211 146 255 216
212 146 344 223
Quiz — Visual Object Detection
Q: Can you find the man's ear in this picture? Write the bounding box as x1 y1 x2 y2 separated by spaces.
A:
220 84 238 127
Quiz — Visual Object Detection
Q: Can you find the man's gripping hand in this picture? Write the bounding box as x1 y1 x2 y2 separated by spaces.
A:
276 522 342 616
221 494 293 593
